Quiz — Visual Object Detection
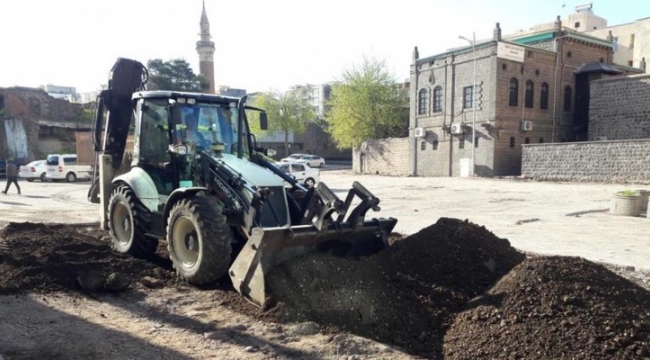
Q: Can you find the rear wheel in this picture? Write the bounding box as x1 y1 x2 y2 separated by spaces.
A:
167 196 232 284
304 177 316 188
66 172 76 182
319 162 324 168
108 185 157 258
26 179 34 182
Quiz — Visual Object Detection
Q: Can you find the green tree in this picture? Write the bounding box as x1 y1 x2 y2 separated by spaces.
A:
146 58 209 92
249 87 316 157
326 57 408 149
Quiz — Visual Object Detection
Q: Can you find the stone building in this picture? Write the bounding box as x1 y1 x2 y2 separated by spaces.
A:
506 3 650 72
409 18 618 177
589 74 650 140
0 87 88 162
196 1 216 94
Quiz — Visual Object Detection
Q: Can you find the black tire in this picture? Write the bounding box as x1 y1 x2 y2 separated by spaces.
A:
40 173 47 182
167 196 232 284
108 185 157 258
66 172 76 182
304 177 316 188
319 162 324 168
26 179 34 182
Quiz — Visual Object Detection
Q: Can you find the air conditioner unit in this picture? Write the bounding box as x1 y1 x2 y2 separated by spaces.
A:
521 120 533 131
594 136 608 141
414 127 426 138
450 123 464 135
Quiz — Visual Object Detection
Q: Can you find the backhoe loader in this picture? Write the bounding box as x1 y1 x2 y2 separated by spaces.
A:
89 58 397 307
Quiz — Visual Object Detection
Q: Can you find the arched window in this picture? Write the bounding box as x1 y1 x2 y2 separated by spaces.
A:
540 82 549 110
563 86 572 112
433 86 443 112
509 78 519 106
525 80 534 108
418 89 428 115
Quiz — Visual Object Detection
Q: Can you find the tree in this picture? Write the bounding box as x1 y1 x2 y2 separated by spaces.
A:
146 59 209 92
249 87 316 157
325 57 408 149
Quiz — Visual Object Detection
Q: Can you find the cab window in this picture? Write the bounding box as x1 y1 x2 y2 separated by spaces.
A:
293 164 305 172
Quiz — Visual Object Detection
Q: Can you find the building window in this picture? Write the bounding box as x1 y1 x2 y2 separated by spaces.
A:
509 78 519 106
628 60 634 67
475 137 479 148
575 21 580 28
502 63 507 71
540 82 549 110
630 34 635 48
420 141 426 151
433 140 439 150
418 89 428 115
539 138 544 143
459 136 465 149
463 86 474 109
509 137 515 148
563 86 572 112
525 80 534 108
525 137 530 144
433 86 443 112
567 51 572 58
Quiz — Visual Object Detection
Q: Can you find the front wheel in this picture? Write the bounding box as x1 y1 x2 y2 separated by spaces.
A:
66 172 76 182
40 173 47 182
304 177 316 188
26 179 34 182
167 196 233 284
319 162 324 168
108 185 157 257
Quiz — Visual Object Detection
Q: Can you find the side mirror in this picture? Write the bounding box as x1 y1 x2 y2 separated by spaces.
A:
260 112 268 130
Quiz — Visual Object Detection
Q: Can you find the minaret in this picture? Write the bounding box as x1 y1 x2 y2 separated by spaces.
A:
196 0 216 93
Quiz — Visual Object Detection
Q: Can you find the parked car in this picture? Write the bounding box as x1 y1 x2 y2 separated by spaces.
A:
296 155 326 168
275 162 320 188
19 160 48 182
280 153 308 163
45 154 93 182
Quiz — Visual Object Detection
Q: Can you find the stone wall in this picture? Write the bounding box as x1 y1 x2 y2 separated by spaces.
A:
521 139 650 182
353 138 409 176
589 74 650 140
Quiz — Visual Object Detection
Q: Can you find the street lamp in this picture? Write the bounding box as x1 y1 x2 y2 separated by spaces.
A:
459 32 477 177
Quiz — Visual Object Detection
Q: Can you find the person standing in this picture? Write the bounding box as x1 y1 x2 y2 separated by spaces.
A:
2 158 21 195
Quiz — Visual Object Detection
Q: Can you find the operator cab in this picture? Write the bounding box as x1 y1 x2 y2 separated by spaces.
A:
132 91 250 196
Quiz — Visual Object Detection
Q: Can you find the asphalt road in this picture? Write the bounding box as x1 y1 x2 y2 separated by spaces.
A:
1 171 648 271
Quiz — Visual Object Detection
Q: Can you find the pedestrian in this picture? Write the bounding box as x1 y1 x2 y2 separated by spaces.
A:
2 158 21 195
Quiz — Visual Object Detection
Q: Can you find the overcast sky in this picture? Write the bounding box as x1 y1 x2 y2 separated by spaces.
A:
0 0 646 94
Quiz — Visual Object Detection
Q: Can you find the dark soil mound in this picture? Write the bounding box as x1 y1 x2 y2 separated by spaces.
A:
444 256 650 360
267 217 526 358
0 222 175 294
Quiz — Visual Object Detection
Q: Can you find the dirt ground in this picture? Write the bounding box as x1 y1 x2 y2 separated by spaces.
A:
1 219 649 359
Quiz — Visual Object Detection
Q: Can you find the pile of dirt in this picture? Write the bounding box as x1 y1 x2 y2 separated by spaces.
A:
0 222 176 294
267 217 526 357
444 256 650 359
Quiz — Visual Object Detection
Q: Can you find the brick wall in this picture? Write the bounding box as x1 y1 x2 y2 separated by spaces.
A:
521 139 650 182
353 137 409 176
589 74 650 140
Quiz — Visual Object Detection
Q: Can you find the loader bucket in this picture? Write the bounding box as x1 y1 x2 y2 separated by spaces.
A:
230 180 396 308
229 217 397 308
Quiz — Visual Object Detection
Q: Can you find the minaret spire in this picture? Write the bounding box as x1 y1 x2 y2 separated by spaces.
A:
196 0 216 93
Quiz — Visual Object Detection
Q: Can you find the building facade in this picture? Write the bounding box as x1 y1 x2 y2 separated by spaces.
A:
506 3 649 72
196 1 216 94
410 19 614 177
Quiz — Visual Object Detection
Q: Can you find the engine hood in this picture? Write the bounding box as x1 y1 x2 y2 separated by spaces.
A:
216 154 284 188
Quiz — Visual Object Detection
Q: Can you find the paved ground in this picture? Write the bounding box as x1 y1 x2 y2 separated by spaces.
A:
1 171 648 271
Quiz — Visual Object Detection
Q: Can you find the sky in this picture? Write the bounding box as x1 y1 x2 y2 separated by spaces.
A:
0 0 647 95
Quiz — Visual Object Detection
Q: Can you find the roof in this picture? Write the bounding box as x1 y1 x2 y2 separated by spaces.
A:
574 62 624 75
133 90 241 103
416 40 495 64
509 29 613 49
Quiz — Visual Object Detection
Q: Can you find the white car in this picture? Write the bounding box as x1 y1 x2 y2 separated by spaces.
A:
296 155 326 168
45 154 93 182
276 162 320 188
280 153 308 163
18 160 49 182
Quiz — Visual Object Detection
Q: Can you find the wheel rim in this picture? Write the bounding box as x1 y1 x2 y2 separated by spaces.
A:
306 178 315 187
67 174 74 181
172 216 200 268
112 203 132 245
